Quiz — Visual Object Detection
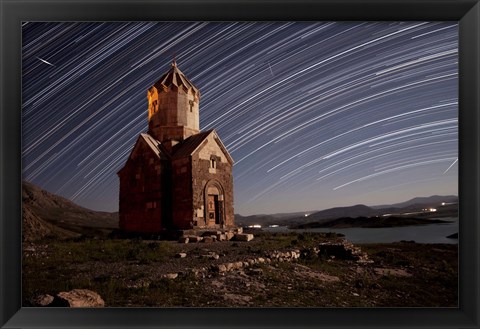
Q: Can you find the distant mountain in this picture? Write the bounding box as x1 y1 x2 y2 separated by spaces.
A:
292 216 453 229
22 181 118 241
371 195 458 209
235 195 458 227
235 211 315 226
301 204 378 221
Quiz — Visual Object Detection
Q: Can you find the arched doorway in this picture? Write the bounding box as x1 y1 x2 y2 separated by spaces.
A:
204 180 225 227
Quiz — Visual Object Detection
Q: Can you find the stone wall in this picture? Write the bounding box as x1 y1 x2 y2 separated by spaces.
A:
171 157 193 229
118 141 169 233
149 87 199 142
191 138 234 228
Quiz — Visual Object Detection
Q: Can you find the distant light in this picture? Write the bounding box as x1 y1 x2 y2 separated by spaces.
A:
248 224 261 228
268 225 279 228
441 202 446 206
304 214 309 217
429 208 437 212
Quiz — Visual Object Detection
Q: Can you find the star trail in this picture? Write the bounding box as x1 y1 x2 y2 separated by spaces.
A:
21 22 458 216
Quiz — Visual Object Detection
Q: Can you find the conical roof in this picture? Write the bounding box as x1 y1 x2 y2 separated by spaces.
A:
153 60 200 97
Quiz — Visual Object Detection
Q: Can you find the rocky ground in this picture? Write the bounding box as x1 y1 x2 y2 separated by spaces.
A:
23 231 458 307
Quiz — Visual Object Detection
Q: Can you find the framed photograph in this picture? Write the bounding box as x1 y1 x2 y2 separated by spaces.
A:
1 0 479 328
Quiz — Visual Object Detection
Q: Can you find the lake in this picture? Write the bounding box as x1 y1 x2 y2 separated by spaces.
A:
263 217 459 244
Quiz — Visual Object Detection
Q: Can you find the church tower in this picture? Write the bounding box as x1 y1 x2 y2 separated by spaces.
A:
147 60 201 143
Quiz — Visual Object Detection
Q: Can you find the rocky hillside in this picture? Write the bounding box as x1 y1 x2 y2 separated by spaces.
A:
23 181 118 241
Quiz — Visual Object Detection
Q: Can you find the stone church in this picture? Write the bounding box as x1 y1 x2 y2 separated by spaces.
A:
117 60 234 234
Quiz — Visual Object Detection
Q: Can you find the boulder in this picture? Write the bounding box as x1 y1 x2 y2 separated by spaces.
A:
175 252 187 258
203 236 214 243
235 233 254 242
233 261 244 270
33 294 54 307
178 237 189 244
55 289 105 307
226 232 235 240
189 236 203 243
163 273 179 279
212 264 227 273
216 234 226 241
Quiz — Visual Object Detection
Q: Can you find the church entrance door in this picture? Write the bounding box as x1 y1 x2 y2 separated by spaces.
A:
207 194 221 226
205 181 225 227
207 194 217 226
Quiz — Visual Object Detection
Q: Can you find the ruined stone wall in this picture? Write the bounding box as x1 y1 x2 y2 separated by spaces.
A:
118 142 169 233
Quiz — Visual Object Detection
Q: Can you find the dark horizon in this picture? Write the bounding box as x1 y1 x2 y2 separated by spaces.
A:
23 179 457 218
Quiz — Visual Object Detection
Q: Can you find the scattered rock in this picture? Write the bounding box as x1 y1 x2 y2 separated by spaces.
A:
235 233 254 241
211 279 225 289
33 294 54 306
175 252 187 258
317 241 372 263
223 293 252 305
216 233 226 241
293 264 340 283
126 280 150 289
163 273 179 279
189 236 203 243
202 236 214 243
233 261 244 270
212 264 227 273
178 237 189 244
374 268 412 277
247 268 263 275
203 252 220 260
55 289 105 307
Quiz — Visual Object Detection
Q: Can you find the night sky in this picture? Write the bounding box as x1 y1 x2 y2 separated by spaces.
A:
22 22 458 216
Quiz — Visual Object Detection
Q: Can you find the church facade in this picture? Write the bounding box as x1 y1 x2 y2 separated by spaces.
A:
117 61 234 234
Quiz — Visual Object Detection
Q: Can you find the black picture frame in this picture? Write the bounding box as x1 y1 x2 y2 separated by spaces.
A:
1 0 479 328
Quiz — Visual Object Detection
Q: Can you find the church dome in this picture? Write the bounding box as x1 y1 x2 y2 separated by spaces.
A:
153 60 200 98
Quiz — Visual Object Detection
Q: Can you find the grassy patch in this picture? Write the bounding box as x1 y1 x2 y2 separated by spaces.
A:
23 236 457 307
